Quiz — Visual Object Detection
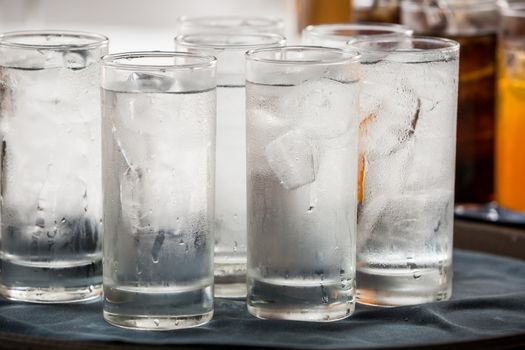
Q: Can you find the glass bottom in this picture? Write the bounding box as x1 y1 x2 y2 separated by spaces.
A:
0 284 102 303
0 256 102 303
103 282 213 331
247 277 354 322
104 311 213 330
214 282 246 299
247 303 353 322
214 261 246 298
356 266 452 307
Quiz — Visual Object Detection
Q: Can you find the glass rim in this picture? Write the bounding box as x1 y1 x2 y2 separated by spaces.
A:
174 32 286 50
500 2 525 17
102 51 217 71
348 36 460 55
303 23 413 41
0 30 109 50
401 0 498 11
176 15 284 28
245 45 360 65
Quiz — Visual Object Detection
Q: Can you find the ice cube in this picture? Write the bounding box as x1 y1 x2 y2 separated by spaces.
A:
404 136 454 191
120 167 146 233
265 129 319 190
63 51 87 70
361 138 412 199
55 177 88 216
290 78 358 139
364 86 421 160
143 166 192 230
127 72 173 92
358 190 453 252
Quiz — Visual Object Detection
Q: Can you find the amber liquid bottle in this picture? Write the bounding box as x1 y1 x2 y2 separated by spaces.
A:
296 0 352 30
401 0 499 204
353 0 400 24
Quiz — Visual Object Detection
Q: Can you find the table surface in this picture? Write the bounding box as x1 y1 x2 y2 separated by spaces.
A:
0 219 523 350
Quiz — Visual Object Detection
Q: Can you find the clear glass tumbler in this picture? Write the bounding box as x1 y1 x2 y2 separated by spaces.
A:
175 16 285 35
175 33 285 298
0 30 108 303
302 23 412 47
350 37 459 306
101 52 216 330
401 0 499 205
246 46 360 321
496 2 525 214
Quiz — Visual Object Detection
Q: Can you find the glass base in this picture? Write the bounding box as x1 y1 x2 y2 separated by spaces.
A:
214 282 246 299
0 284 102 303
214 261 246 298
103 311 213 330
356 267 452 307
0 256 102 303
247 303 354 322
247 276 355 322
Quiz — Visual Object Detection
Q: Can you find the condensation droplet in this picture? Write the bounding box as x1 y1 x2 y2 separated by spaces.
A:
413 271 422 279
233 241 238 252
321 284 329 304
153 319 160 327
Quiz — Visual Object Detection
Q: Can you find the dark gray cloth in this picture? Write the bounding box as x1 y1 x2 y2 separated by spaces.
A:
0 250 524 349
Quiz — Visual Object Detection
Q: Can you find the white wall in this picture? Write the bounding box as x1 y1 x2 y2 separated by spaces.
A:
0 0 299 52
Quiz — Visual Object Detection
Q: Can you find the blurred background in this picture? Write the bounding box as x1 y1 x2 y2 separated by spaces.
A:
0 0 523 222
0 0 299 51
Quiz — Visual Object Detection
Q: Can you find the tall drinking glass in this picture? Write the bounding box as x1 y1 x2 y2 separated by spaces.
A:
353 0 401 23
0 30 108 303
401 0 499 205
101 52 216 330
302 23 412 47
350 37 459 306
175 33 285 298
246 46 360 321
496 2 525 214
176 16 285 35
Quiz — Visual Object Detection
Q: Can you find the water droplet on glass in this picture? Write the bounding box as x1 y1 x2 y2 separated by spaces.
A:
151 231 165 263
307 205 315 213
413 271 422 279
321 285 329 304
407 256 416 270
178 239 184 246
153 319 160 327
233 241 238 252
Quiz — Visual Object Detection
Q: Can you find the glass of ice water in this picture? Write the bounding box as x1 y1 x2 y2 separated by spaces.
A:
175 33 285 299
0 30 108 303
349 37 460 306
101 52 217 330
245 46 360 321
175 16 285 35
302 23 412 48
